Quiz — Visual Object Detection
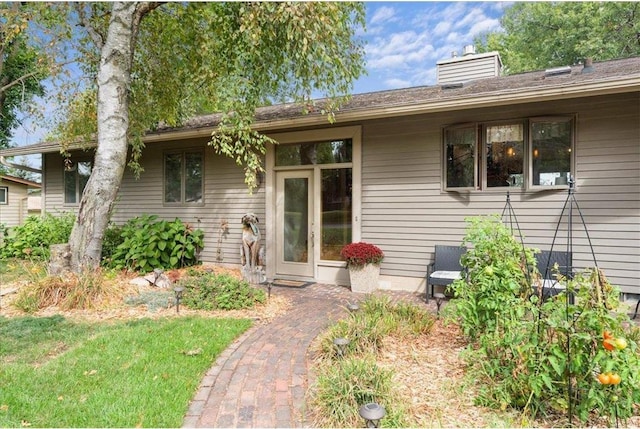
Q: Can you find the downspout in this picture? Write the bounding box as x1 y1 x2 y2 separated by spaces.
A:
0 156 42 174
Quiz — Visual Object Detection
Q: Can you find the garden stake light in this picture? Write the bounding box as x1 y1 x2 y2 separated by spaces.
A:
173 286 184 314
347 302 360 312
333 337 350 357
359 402 386 428
434 293 445 315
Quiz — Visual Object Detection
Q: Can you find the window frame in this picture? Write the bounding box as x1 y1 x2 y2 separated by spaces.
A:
442 115 575 192
528 116 575 190
63 158 93 205
0 186 7 205
162 149 205 206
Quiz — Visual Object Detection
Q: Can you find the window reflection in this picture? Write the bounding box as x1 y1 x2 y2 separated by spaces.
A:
531 120 571 186
321 169 352 260
276 139 352 166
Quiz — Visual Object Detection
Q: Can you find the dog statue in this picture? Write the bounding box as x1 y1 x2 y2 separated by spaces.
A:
240 213 264 282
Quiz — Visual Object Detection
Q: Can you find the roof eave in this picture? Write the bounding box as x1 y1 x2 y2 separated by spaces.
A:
2 76 638 156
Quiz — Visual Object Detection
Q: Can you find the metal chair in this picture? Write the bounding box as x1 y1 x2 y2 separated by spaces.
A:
426 245 466 302
534 250 573 301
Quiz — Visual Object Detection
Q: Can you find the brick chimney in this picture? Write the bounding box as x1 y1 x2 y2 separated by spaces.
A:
436 45 502 85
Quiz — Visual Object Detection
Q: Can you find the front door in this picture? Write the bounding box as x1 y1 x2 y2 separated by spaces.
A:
276 170 314 278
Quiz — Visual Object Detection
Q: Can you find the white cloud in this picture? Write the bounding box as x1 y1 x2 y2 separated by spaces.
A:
383 77 412 89
369 6 397 25
433 21 452 38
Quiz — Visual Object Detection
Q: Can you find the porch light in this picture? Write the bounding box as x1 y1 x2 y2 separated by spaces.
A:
333 337 350 357
359 402 386 428
173 286 184 314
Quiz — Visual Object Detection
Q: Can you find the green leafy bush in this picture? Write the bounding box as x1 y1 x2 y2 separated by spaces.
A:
100 222 125 266
0 213 75 260
445 215 640 425
179 271 266 311
108 215 204 273
447 215 536 339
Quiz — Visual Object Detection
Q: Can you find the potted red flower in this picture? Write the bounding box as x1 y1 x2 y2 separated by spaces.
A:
340 242 384 293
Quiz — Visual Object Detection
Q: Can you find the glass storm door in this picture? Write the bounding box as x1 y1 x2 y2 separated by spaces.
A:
276 170 314 278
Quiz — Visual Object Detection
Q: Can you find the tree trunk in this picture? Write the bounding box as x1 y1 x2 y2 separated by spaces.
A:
68 2 138 272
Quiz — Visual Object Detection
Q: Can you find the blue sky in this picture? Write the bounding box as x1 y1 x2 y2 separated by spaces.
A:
10 1 508 149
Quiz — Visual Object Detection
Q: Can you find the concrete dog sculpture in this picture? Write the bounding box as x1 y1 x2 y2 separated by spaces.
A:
240 213 263 281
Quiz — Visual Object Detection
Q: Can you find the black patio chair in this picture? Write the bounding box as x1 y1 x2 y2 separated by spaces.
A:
533 250 573 301
426 245 466 302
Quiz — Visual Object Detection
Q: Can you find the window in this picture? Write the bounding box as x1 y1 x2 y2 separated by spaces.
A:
443 117 573 191
0 186 7 204
64 160 92 204
164 150 203 204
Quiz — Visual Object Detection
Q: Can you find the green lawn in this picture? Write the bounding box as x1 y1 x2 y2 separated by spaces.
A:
0 315 252 427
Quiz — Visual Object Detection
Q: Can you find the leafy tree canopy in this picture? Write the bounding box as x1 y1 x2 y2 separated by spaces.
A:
53 2 366 189
475 2 640 74
0 3 47 150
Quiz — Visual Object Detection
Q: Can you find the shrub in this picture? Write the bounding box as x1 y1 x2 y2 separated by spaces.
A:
14 268 123 312
108 215 204 273
447 215 536 339
101 222 125 266
0 212 75 260
178 271 266 311
445 215 640 425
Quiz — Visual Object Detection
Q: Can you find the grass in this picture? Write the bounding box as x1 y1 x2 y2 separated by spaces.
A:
0 315 252 427
309 295 436 428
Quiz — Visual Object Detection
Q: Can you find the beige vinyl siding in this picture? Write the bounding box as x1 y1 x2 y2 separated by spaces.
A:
361 92 640 294
0 181 29 227
43 138 264 267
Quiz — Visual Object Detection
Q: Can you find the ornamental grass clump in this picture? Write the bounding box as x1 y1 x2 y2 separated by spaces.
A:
340 242 384 268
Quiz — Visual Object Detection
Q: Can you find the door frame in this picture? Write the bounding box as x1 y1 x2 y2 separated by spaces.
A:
275 169 314 278
264 126 362 283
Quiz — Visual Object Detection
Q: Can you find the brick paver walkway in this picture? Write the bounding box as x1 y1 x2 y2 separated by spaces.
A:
182 283 427 428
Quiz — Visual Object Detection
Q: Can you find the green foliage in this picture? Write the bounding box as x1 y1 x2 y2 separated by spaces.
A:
311 356 407 428
0 212 75 260
447 215 535 338
100 222 125 265
108 215 204 273
0 316 251 427
475 2 640 74
0 4 47 148
310 296 434 427
124 290 175 312
445 215 640 425
179 271 266 311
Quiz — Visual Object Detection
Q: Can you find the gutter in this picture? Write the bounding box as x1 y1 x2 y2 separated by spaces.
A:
0 156 42 174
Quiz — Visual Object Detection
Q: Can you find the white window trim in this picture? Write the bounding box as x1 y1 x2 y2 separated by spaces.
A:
0 186 7 205
63 158 93 205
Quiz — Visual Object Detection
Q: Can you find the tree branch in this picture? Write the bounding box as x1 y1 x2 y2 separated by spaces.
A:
75 3 105 49
0 70 41 96
132 2 164 34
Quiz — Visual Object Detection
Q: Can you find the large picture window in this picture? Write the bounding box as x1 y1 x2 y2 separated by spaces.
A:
64 160 92 204
164 150 203 204
443 117 573 191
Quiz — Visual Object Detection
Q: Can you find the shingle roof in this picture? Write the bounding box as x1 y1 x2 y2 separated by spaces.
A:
2 56 638 157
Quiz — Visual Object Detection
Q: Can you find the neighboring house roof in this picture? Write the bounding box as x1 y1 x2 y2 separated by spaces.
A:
0 175 41 188
1 56 638 157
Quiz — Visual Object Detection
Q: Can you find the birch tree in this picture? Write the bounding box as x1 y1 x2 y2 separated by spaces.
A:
56 2 365 271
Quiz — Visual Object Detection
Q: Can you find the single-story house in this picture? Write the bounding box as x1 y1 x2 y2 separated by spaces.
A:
0 175 42 228
0 51 638 299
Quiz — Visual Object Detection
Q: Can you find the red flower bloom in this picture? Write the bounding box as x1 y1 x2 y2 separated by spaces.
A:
340 242 384 268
